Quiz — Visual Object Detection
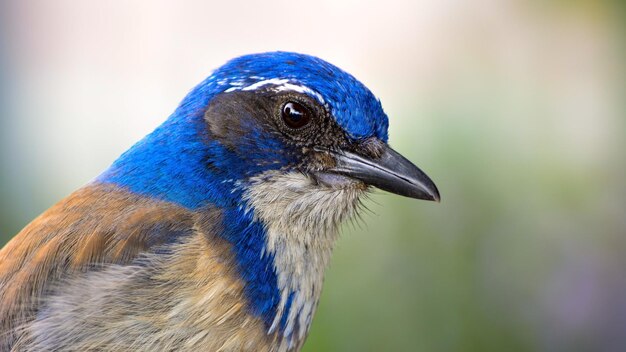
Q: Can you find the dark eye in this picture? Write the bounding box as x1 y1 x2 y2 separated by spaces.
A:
281 101 311 129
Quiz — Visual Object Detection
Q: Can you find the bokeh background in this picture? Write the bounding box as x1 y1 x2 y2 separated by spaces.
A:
0 1 624 351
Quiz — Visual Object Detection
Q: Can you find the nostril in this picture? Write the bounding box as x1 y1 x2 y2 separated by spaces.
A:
357 137 385 159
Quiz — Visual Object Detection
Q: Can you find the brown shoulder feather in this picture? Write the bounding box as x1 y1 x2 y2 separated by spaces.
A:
0 183 196 349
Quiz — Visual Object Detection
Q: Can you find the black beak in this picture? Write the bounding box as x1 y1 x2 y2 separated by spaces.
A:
326 144 440 201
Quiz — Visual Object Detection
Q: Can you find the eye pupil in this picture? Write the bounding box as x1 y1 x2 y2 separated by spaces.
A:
282 101 311 129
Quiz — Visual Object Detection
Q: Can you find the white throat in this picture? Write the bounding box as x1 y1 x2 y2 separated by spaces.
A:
242 171 364 348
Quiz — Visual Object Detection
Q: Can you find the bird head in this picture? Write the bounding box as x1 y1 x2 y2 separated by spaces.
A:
204 53 439 203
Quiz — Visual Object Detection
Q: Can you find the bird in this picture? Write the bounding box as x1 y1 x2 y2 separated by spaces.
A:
0 51 439 351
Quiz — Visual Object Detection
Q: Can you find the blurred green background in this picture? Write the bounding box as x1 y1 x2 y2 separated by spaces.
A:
1 1 624 351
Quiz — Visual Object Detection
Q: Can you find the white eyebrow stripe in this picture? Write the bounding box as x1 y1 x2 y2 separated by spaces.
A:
241 78 290 91
225 78 326 105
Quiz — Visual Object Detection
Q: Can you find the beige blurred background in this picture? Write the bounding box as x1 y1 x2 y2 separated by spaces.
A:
1 1 624 351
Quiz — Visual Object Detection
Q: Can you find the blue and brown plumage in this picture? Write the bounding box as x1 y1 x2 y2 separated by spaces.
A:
0 52 439 351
